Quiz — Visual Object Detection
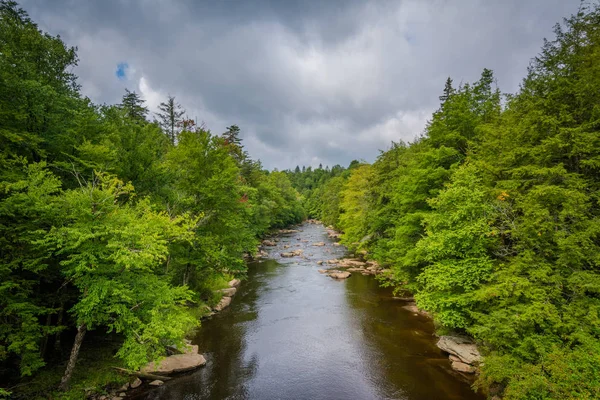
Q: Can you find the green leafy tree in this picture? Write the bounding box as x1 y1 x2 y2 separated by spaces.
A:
36 174 197 389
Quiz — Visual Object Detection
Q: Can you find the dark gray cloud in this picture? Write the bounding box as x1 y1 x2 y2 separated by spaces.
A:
20 0 580 169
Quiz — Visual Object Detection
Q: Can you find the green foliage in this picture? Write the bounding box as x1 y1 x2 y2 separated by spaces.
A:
0 1 304 392
290 4 600 398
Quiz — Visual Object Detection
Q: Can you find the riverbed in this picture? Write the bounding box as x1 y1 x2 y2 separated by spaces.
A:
142 222 483 400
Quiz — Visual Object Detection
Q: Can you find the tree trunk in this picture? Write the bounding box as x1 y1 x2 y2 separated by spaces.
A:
39 310 53 359
59 323 87 391
54 302 64 352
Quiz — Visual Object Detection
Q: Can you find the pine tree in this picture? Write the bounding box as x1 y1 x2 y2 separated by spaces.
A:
120 89 148 122
157 95 185 144
438 77 455 104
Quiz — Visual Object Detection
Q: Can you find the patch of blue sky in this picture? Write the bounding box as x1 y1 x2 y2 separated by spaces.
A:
115 62 129 80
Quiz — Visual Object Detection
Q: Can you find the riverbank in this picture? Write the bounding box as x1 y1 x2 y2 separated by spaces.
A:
139 221 483 400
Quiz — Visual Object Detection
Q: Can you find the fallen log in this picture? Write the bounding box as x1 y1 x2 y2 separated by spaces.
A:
111 367 172 381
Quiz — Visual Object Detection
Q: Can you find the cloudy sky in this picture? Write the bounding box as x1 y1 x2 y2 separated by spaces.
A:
21 0 579 170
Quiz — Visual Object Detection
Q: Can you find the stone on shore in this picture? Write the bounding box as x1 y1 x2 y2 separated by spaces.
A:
142 353 207 375
130 378 142 389
451 360 477 374
436 336 482 365
262 240 276 246
214 296 232 311
220 287 237 297
228 279 241 287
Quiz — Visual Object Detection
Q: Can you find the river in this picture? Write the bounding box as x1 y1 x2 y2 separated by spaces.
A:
142 222 483 400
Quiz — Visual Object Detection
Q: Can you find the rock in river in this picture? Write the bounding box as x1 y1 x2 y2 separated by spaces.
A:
329 271 351 280
436 336 481 365
281 249 303 257
262 240 276 246
142 353 207 375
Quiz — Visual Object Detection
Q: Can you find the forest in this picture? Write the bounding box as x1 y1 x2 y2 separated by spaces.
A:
0 1 304 397
2 0 600 399
286 4 600 400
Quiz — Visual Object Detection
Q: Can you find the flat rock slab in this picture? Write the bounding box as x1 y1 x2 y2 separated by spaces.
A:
437 336 482 365
142 353 207 375
329 271 351 280
214 296 232 311
451 360 476 374
220 287 237 297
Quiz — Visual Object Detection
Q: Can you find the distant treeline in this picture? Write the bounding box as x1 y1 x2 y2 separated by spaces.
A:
287 5 600 399
0 1 303 395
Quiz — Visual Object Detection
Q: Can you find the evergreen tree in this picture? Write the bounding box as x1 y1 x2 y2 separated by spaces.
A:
119 89 148 122
157 95 185 144
438 77 455 104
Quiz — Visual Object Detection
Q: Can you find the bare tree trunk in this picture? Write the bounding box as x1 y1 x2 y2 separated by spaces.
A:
59 323 87 391
39 310 53 359
54 302 64 352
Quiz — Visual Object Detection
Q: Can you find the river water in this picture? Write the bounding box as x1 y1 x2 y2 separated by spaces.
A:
143 223 483 400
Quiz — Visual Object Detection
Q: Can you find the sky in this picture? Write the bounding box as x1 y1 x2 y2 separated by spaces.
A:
20 0 580 170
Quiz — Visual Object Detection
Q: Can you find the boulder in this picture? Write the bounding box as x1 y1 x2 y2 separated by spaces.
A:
228 279 241 287
142 353 207 375
402 304 420 313
436 336 482 365
339 259 366 267
329 271 351 280
183 344 199 355
283 245 291 249
451 361 476 374
149 380 164 386
130 378 142 389
220 287 237 297
347 267 367 272
312 242 326 246
214 296 232 312
317 260 324 265
281 249 303 257
318 269 328 274
279 229 299 234
262 240 276 246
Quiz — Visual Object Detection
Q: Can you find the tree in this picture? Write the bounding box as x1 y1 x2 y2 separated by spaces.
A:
438 77 455 104
120 89 148 122
157 95 185 145
36 174 197 390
